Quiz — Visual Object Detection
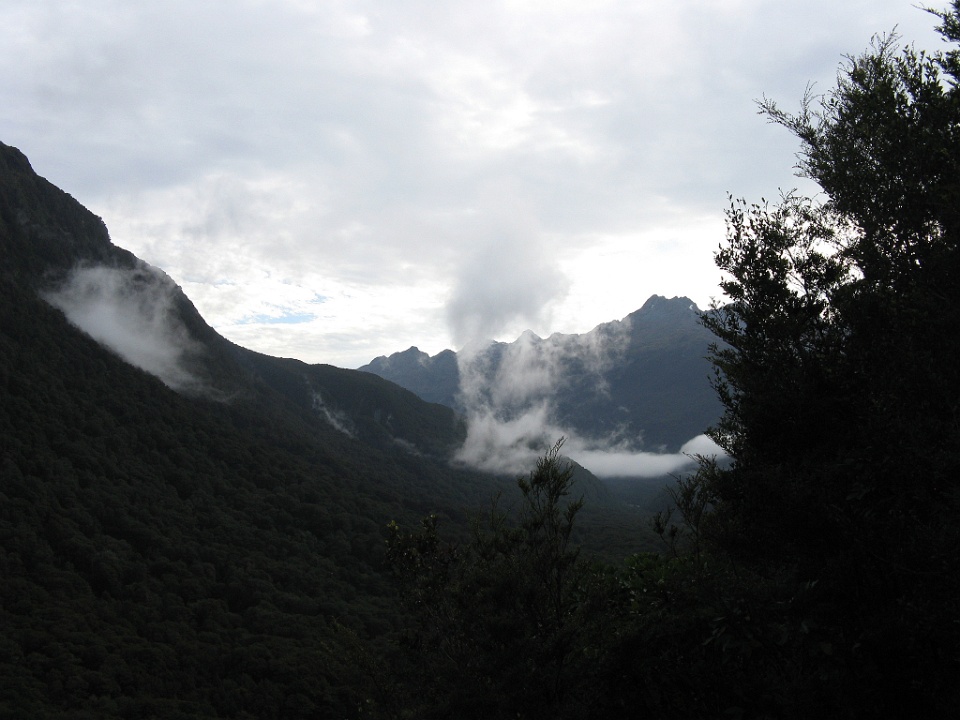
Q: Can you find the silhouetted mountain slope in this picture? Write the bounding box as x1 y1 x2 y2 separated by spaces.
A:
0 140 657 717
1 139 465 459
229 348 467 459
361 346 460 406
360 295 723 452
0 140 518 718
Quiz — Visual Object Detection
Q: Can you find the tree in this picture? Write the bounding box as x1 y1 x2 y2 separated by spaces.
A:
384 440 615 720
699 3 960 714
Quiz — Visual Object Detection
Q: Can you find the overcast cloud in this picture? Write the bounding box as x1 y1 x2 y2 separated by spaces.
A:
1 0 946 367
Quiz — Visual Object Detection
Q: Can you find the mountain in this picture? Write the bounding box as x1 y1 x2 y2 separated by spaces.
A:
362 346 460 407
0 141 443 717
0 140 465 460
0 141 657 717
360 295 723 453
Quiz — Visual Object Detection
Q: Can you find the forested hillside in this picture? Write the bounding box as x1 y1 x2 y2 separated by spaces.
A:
0 140 500 717
0 140 597 716
0 136 652 718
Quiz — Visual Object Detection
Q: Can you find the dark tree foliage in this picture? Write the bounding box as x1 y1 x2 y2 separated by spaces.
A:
382 441 619 720
699 2 960 714
374 8 960 720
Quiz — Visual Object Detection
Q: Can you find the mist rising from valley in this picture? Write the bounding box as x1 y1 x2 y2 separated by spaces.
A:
448 307 725 477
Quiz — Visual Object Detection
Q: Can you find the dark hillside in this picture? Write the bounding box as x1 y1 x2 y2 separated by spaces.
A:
0 139 658 718
360 346 460 407
229 348 467 460
0 140 528 717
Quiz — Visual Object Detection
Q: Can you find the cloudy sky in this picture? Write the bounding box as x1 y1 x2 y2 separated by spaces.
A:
1 0 947 368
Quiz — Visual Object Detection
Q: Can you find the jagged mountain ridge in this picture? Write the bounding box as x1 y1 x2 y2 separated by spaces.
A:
360 295 723 452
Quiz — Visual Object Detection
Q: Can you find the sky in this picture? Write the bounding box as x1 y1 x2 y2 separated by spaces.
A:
1 0 948 369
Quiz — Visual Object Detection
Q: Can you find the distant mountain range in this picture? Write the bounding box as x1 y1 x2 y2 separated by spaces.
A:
360 295 723 454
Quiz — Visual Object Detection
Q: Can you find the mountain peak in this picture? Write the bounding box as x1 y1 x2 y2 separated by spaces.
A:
362 293 722 453
1 139 119 280
637 294 698 314
0 141 34 174
358 345 460 406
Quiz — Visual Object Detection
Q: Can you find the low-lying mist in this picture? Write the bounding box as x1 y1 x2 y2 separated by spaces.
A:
451 323 725 478
42 263 206 393
454 402 723 478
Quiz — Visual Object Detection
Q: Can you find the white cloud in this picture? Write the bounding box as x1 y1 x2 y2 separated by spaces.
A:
42 263 205 392
680 434 726 457
1 0 947 368
568 447 696 479
566 432 726 480
454 404 564 475
450 313 724 478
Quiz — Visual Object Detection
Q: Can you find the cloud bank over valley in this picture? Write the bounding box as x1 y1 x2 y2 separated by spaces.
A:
446 305 726 478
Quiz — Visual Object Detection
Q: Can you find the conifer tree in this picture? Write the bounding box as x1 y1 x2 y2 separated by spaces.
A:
700 3 960 713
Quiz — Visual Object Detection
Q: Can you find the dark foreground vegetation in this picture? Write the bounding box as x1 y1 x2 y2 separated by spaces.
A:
2 3 959 719
377 5 960 718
